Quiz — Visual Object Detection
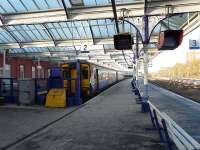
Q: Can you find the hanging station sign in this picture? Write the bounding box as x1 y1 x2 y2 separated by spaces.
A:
114 33 133 50
157 30 183 50
80 45 89 53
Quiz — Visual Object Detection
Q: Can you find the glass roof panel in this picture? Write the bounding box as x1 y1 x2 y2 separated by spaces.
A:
9 47 51 53
6 24 51 42
0 0 71 14
107 24 116 36
99 26 109 38
82 0 138 6
49 46 75 51
0 0 16 13
9 48 25 53
92 26 101 38
0 28 16 43
162 14 188 30
104 44 114 50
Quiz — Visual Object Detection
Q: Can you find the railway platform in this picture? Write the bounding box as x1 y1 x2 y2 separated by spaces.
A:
149 83 200 143
0 79 164 150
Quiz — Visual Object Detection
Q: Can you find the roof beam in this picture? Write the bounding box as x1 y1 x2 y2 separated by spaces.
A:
0 39 158 50
0 39 94 49
2 3 143 25
1 1 200 26
47 47 53 56
147 0 200 16
2 26 22 48
61 0 70 19
2 26 28 54
42 23 57 47
88 21 95 45
97 59 116 63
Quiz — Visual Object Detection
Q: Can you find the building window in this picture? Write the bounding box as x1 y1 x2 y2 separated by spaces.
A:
47 69 51 77
32 66 36 78
19 65 24 79
41 68 44 78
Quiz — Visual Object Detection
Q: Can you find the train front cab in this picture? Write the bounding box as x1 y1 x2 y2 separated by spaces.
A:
62 62 90 104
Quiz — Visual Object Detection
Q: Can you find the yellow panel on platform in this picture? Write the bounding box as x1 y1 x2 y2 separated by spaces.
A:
45 89 66 108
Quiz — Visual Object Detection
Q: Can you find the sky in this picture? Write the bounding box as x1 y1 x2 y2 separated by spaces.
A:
149 26 200 72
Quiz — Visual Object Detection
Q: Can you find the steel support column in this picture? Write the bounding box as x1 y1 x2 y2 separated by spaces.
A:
135 31 140 88
3 50 6 77
111 0 120 33
61 0 70 19
141 0 150 113
88 21 95 45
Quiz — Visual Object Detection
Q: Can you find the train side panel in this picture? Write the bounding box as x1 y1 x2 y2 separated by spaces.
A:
89 64 98 93
90 64 118 91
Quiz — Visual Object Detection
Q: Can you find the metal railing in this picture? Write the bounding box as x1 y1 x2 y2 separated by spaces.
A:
35 78 48 105
0 78 18 105
148 101 200 150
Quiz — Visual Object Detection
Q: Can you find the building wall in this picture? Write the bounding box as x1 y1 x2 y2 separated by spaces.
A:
0 55 54 79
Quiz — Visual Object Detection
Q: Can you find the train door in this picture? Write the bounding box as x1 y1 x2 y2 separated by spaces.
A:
70 68 77 96
96 69 99 92
81 64 90 100
62 63 77 97
62 64 69 90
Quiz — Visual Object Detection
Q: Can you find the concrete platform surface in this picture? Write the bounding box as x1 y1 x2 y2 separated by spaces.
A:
5 79 164 150
0 105 78 150
149 83 200 142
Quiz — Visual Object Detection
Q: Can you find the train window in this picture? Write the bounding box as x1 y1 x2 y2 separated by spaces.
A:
81 67 88 79
62 68 69 79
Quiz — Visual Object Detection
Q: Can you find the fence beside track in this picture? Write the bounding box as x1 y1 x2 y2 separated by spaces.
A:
148 101 200 150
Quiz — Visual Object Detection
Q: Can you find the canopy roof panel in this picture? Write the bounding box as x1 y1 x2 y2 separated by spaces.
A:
0 0 199 70
0 0 143 14
0 0 71 14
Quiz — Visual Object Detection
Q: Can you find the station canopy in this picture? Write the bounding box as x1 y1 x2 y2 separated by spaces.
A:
0 0 199 70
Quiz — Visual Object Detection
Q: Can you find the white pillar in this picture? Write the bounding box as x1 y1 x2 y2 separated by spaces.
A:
135 59 139 80
3 50 6 77
143 44 148 100
37 58 40 78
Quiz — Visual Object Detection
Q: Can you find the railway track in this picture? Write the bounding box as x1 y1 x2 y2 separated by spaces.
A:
151 77 200 89
149 77 200 102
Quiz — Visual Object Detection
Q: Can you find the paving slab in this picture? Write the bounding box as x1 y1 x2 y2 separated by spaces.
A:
6 79 165 150
0 105 78 149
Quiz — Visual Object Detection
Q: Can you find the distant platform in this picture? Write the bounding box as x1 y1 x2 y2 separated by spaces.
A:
1 79 164 150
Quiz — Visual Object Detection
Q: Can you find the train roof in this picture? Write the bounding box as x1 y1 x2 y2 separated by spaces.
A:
61 60 124 72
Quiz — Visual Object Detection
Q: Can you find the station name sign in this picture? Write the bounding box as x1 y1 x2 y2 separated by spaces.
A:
189 39 200 49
